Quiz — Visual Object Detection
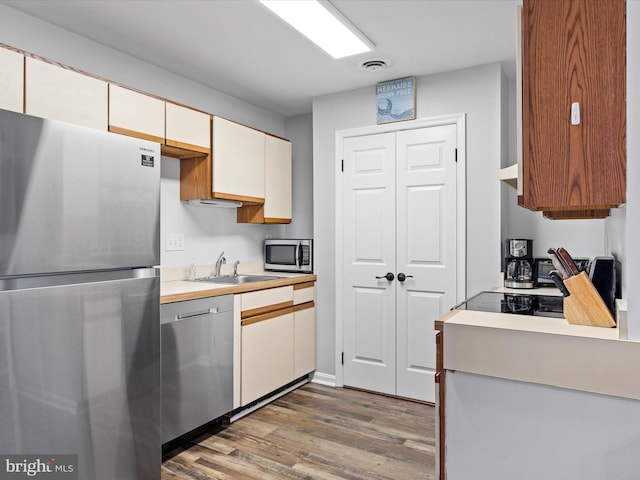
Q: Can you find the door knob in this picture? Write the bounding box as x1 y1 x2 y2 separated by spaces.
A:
397 273 414 282
376 272 395 281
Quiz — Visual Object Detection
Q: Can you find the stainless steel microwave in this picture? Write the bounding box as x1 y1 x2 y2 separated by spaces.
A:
264 239 313 273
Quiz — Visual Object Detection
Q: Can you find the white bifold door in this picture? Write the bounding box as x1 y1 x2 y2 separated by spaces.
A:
342 124 458 403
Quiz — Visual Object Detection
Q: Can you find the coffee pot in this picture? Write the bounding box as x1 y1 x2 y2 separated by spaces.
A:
504 239 534 289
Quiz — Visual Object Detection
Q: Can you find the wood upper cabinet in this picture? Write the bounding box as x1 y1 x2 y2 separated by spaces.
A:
212 116 265 203
0 46 24 113
25 57 108 129
520 0 626 218
165 102 210 155
108 84 165 142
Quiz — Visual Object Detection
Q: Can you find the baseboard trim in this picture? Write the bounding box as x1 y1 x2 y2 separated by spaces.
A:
311 371 337 387
229 377 309 423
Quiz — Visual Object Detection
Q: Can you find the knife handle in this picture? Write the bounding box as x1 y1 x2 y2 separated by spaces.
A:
556 247 580 276
549 270 570 297
548 251 569 279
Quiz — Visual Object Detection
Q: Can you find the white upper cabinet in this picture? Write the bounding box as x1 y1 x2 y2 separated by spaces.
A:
25 57 108 129
108 84 165 142
165 102 210 153
0 47 24 113
264 135 292 222
212 116 265 202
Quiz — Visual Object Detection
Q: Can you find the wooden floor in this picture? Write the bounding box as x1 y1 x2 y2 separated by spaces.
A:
161 383 436 479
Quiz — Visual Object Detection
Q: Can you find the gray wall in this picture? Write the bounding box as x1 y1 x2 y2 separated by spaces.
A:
312 63 505 378
284 114 314 240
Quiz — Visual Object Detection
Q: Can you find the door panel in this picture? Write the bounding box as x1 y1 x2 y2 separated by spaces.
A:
343 133 396 395
396 125 457 401
343 123 458 403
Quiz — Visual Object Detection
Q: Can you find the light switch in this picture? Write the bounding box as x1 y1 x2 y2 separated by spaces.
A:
166 233 185 251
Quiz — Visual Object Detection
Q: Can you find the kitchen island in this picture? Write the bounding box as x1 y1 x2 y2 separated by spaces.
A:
435 298 640 480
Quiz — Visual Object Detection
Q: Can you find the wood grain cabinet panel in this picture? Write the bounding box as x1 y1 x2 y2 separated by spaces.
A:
521 0 626 217
25 57 107 129
0 47 24 113
108 84 165 142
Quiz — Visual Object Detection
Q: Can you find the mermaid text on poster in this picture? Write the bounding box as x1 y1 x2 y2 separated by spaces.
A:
376 77 416 124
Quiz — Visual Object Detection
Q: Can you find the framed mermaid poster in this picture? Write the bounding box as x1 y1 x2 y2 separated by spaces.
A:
376 77 416 124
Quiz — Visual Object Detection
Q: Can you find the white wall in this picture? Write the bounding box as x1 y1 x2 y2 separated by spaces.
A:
160 157 284 267
312 63 505 378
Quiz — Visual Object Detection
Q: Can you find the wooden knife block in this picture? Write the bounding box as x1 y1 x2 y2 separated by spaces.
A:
563 272 615 327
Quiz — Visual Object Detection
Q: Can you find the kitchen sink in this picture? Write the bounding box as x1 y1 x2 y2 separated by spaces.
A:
194 275 282 285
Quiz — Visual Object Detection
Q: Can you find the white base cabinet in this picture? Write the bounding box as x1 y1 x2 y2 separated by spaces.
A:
241 311 294 405
238 282 316 407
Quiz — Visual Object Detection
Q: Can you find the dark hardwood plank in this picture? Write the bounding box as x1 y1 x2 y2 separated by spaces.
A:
162 383 435 480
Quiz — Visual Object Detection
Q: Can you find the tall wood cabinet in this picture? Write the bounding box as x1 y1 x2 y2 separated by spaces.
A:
520 0 626 219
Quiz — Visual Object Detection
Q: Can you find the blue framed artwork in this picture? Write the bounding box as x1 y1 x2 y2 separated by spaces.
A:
376 77 416 124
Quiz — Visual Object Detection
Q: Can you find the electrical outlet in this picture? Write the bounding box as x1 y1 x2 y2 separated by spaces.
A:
166 233 185 251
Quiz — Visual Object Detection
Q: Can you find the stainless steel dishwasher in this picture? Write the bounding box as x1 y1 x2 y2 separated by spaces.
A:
161 294 233 444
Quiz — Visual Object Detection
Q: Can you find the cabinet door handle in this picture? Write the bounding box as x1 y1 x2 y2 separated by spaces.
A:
397 273 414 282
375 272 395 281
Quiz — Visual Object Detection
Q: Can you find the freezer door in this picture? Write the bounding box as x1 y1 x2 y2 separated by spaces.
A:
0 108 160 276
0 274 160 480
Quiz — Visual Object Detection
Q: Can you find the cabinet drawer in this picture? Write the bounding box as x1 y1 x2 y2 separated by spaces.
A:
293 282 315 305
240 285 293 315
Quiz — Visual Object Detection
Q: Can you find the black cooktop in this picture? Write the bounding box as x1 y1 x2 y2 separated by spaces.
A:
454 291 564 318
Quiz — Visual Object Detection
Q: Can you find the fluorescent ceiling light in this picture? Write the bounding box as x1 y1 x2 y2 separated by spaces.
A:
260 0 373 59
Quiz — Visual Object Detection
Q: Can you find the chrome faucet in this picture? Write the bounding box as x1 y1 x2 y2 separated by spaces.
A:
214 251 226 277
233 260 240 277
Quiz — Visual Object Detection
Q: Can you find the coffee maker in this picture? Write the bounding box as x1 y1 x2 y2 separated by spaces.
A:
504 239 534 289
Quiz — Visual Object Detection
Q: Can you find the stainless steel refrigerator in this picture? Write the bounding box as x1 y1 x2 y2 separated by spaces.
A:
0 108 161 479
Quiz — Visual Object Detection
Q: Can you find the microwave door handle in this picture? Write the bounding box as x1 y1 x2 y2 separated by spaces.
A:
296 242 302 268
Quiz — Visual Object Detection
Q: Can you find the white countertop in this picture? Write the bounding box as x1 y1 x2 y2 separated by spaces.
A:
160 270 316 304
439 292 639 401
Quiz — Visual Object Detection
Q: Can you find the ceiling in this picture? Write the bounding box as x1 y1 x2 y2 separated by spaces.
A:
1 0 521 117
